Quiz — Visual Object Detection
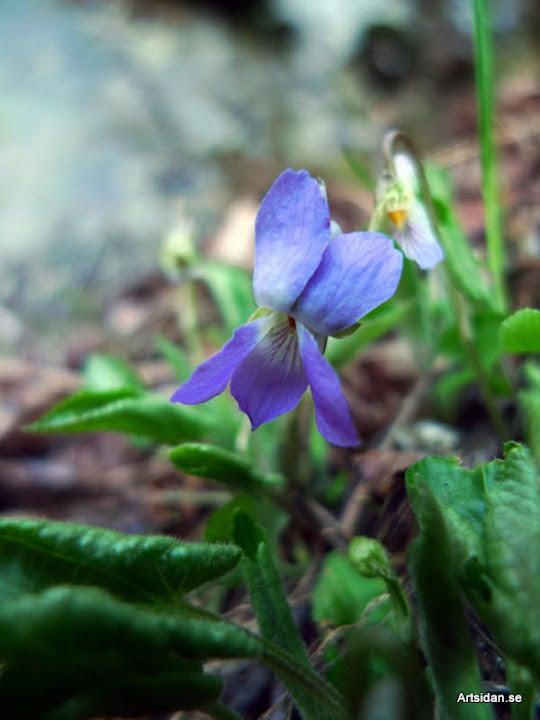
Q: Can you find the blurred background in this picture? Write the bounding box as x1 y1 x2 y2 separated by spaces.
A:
0 0 538 548
1 0 538 362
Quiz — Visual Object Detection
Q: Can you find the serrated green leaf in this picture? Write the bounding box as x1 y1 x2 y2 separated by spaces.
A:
0 518 241 606
83 353 144 391
406 454 487 565
407 482 491 720
479 443 540 676
26 389 214 444
170 443 285 493
0 584 258 719
500 308 540 354
312 551 390 628
407 443 540 679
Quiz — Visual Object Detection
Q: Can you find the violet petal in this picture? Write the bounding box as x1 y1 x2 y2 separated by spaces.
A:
253 168 331 313
298 323 360 447
171 316 273 405
230 314 308 429
294 231 403 336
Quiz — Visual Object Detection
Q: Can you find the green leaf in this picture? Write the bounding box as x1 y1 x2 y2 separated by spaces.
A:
0 518 242 606
342 147 375 191
433 367 475 419
83 353 144 392
192 261 255 332
425 165 491 306
519 361 540 467
0 584 258 719
26 389 214 444
407 481 491 720
500 308 540 354
312 551 390 628
232 510 346 720
41 673 221 720
205 493 288 549
170 443 285 493
406 454 487 565
232 511 308 663
407 444 540 679
506 661 537 720
329 626 433 720
476 443 540 676
155 335 193 381
472 0 507 312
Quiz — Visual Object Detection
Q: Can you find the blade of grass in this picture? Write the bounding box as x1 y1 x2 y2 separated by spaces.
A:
471 0 507 312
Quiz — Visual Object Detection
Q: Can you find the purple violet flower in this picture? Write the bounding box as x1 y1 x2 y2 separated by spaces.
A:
171 169 403 446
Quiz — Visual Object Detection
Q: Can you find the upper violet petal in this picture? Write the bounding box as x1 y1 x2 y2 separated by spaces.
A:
293 232 403 336
230 314 308 429
253 169 331 313
394 200 444 269
171 316 273 405
297 324 360 447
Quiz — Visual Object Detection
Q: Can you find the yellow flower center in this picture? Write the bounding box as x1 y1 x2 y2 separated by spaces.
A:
388 208 408 231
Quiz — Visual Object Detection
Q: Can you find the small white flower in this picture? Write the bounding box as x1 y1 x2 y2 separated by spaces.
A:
376 152 444 270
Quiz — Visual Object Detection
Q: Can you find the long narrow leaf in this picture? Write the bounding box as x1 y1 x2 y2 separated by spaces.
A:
0 518 241 606
472 0 506 311
26 389 214 444
232 510 349 720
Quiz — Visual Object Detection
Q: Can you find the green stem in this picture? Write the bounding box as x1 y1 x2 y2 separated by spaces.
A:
472 0 507 312
444 268 508 442
280 397 312 487
259 637 350 720
177 275 204 363
410 262 435 370
185 606 351 720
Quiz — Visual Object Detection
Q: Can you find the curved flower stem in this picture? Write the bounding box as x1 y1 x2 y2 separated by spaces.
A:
409 261 436 371
382 130 508 440
281 396 313 487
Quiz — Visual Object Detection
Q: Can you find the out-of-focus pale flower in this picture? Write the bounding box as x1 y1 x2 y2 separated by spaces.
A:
374 152 444 270
160 204 197 277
